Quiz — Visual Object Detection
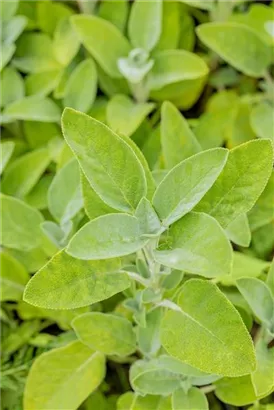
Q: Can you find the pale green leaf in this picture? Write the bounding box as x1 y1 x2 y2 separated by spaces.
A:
24 341 105 410
161 279 256 377
196 139 273 228
152 148 228 226
0 141 15 175
37 1 73 35
236 277 274 327
135 197 162 236
0 194 44 251
148 50 209 91
4 96 61 122
23 250 128 309
161 101 201 168
0 251 29 302
1 66 24 107
130 359 181 396
98 0 129 33
252 338 274 397
72 15 131 78
72 312 136 356
62 108 147 212
155 212 232 278
2 148 51 198
53 17 80 66
48 158 83 224
2 15 27 45
67 214 147 260
1 0 18 21
106 95 155 137
64 59 97 113
250 102 274 141
225 213 251 247
137 307 162 356
25 70 62 97
172 387 208 410
131 395 171 410
13 33 61 73
196 22 271 77
128 0 163 51
215 375 256 406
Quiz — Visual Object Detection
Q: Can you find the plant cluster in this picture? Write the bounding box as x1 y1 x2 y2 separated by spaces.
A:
1 0 274 410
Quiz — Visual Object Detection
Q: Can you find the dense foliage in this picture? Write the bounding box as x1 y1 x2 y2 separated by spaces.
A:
1 0 274 409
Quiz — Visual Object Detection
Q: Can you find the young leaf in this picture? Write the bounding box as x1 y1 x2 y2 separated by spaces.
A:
196 139 273 228
130 359 181 396
161 279 256 377
0 141 15 175
236 277 274 327
137 308 162 356
67 214 148 260
23 250 127 309
106 95 155 137
128 0 163 51
71 15 131 78
225 213 251 247
172 387 208 410
4 96 61 122
2 148 51 198
0 194 44 251
62 108 147 212
53 17 80 66
48 159 83 224
152 148 228 226
215 375 256 406
196 22 272 77
72 312 136 356
63 59 97 113
135 198 162 236
161 101 201 168
250 102 274 141
154 212 233 278
0 251 29 302
24 341 105 410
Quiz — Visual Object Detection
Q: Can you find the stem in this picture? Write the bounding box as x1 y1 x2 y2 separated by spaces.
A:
200 384 216 394
129 79 149 103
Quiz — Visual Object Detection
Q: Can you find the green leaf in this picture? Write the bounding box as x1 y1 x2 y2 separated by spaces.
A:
48 159 83 224
0 141 15 175
25 70 62 97
128 0 163 51
98 0 129 33
0 194 44 251
23 250 128 309
148 50 209 91
178 10 195 52
23 121 62 150
67 214 147 260
215 375 256 406
37 1 73 35
2 148 51 198
154 1 180 51
250 102 274 141
236 277 274 327
135 198 162 236
1 0 18 21
196 139 273 228
13 33 61 73
2 15 27 46
62 108 147 212
172 387 208 410
72 312 136 356
152 148 228 226
0 251 29 302
130 395 172 410
137 307 162 356
24 341 105 410
2 320 41 356
225 214 251 247
267 260 274 296
63 59 97 113
155 212 232 278
53 17 80 66
161 101 201 168
4 96 61 122
252 338 274 397
81 172 118 220
196 22 271 77
71 15 131 78
106 95 155 137
130 359 181 396
1 66 25 107
161 279 256 377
